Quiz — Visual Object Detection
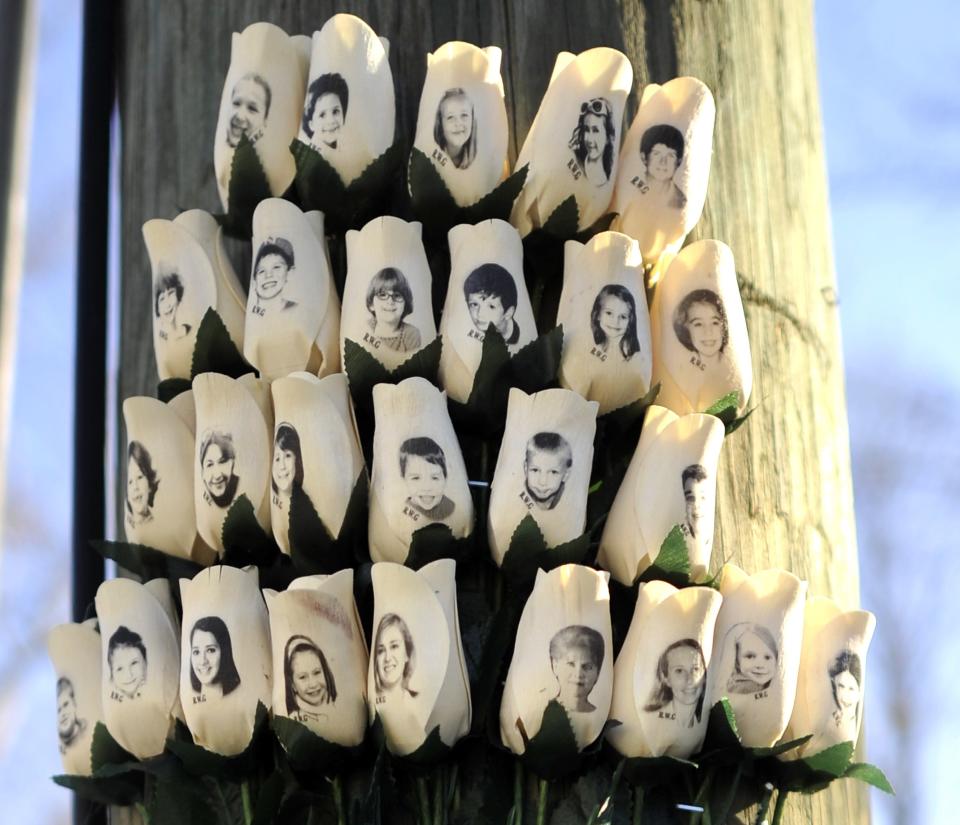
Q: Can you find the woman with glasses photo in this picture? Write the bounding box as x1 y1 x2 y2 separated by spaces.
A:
364 267 422 353
569 97 616 186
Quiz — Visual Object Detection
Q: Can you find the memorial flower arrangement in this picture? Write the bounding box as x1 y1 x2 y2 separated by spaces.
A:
48 13 890 825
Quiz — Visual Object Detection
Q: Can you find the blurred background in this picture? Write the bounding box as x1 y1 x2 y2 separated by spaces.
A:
0 1 955 822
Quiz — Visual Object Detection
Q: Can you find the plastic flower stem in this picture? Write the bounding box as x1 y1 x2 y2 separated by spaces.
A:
432 765 444 825
447 763 460 820
417 776 433 825
135 802 151 824
753 783 775 825
771 789 789 825
513 760 524 825
332 775 347 825
713 762 743 824
536 778 549 825
688 766 713 825
241 779 253 825
632 785 644 825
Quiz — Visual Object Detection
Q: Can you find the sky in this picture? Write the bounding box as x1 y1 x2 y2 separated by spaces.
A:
0 1 957 823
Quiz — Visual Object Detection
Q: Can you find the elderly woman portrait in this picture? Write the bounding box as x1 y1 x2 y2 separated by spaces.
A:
126 440 160 529
107 625 147 700
590 284 640 360
303 72 348 152
199 430 240 509
636 123 687 209
373 613 418 701
56 677 87 751
271 423 304 510
154 271 192 342
549 625 605 713
284 635 338 724
672 288 729 372
725 623 778 695
434 87 477 170
189 616 241 699
568 97 616 186
828 649 863 735
226 72 271 148
644 639 707 728
365 267 422 353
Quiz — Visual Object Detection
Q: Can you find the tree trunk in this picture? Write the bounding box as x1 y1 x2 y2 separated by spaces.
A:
115 2 867 822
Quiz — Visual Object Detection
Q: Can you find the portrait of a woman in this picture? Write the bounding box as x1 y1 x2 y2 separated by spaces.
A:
636 123 687 209
568 97 616 186
154 271 192 342
828 649 863 736
272 423 304 510
199 430 240 509
643 639 707 728
589 284 640 360
56 677 86 752
284 635 338 724
189 616 241 699
433 87 476 170
302 73 348 153
672 288 729 372
126 441 160 529
549 625 605 714
226 72 271 149
364 267 422 353
107 625 147 700
373 613 418 700
725 623 778 695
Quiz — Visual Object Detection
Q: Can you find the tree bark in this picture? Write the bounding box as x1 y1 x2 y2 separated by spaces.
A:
115 2 867 822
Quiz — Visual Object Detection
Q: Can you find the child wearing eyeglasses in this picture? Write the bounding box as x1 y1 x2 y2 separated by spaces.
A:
364 267 422 352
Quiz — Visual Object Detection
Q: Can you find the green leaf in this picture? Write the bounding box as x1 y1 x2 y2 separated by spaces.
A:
288 475 367 574
698 699 743 765
508 326 563 393
401 725 452 768
148 776 218 825
636 525 691 586
845 762 895 794
393 334 442 383
749 734 812 759
166 702 270 781
801 741 854 777
190 307 250 379
463 164 529 224
599 383 661 435
404 523 473 570
219 133 272 238
345 140 405 210
91 721 137 773
220 495 281 567
344 338 393 399
574 211 619 243
290 138 347 216
91 539 176 581
725 406 756 435
53 772 142 807
449 324 512 436
519 700 582 780
157 377 192 403
541 196 580 240
703 392 740 426
500 516 593 587
271 715 350 774
408 147 459 229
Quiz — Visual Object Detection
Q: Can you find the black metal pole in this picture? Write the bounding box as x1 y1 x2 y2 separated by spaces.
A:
72 0 114 822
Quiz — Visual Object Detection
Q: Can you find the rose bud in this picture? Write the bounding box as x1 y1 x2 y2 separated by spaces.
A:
214 22 310 210
597 405 724 584
368 378 473 563
612 77 716 265
179 565 272 755
368 560 471 756
412 41 509 206
607 581 722 759
510 48 633 236
244 199 341 381
264 570 368 746
341 216 437 371
706 565 807 748
651 239 752 416
123 393 215 564
781 597 875 757
488 388 598 565
94 579 182 759
438 220 538 402
142 209 247 381
47 619 103 776
557 231 653 413
299 14 395 186
193 373 274 554
270 372 366 553
500 564 613 753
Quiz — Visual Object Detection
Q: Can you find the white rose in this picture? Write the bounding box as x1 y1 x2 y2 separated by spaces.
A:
438 219 538 402
95 578 181 759
368 560 471 755
142 210 247 381
500 564 613 753
598 405 725 584
368 378 473 563
557 231 652 413
511 48 633 236
412 42 508 206
607 581 722 758
179 565 272 755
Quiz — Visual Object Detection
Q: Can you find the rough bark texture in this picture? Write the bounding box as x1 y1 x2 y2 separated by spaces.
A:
115 1 866 822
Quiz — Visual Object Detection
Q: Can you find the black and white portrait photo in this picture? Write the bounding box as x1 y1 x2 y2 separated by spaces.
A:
56 677 87 752
107 626 147 701
434 87 476 170
199 430 240 509
399 437 456 520
523 432 573 511
463 263 520 344
272 423 304 510
252 236 298 316
681 464 710 545
154 271 192 343
643 639 707 728
589 284 640 360
284 634 337 724
549 625 605 714
672 288 729 372
828 649 862 735
125 441 159 529
634 124 687 209
302 73 348 154
364 267 422 353
725 623 778 695
373 613 418 702
226 72 271 149
189 616 241 699
568 98 616 186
